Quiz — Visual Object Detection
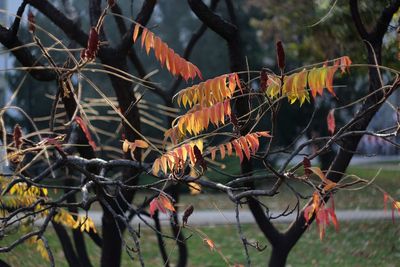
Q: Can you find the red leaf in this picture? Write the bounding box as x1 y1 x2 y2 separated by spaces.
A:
28 11 35 33
383 192 389 214
13 124 23 149
75 116 97 150
328 208 339 232
193 145 207 170
81 27 99 61
149 198 158 217
276 40 285 71
303 157 312 176
327 109 335 135
260 68 269 92
182 205 194 226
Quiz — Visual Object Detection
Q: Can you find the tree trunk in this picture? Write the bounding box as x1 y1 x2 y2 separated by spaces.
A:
268 248 289 267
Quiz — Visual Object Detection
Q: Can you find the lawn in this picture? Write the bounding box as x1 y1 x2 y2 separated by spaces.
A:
2 221 399 266
1 160 398 266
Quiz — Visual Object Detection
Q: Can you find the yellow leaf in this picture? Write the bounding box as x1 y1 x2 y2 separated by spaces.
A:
122 139 130 152
188 182 201 195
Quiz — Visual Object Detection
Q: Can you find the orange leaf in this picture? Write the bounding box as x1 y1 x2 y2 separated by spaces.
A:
210 147 217 161
132 23 202 80
232 139 243 163
326 61 339 96
308 167 336 191
246 134 259 154
152 158 161 176
158 194 175 213
175 74 237 108
160 156 168 174
256 131 271 138
133 24 140 42
203 238 216 251
218 144 226 159
134 140 149 149
226 142 233 156
145 31 154 55
239 136 251 160
141 27 148 48
339 56 352 73
308 167 327 183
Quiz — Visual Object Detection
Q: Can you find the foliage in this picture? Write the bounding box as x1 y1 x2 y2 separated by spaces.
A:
0 1 399 267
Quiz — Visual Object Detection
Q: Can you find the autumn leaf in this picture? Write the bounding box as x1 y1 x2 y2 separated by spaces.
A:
308 167 336 192
73 216 97 233
193 145 207 170
232 139 244 163
122 139 149 153
203 238 216 251
276 40 285 71
132 23 202 81
182 205 194 226
260 68 269 92
339 56 352 73
327 109 336 135
392 200 400 222
149 198 159 217
172 99 231 136
149 194 175 217
328 207 339 232
304 192 320 223
13 124 23 149
158 194 175 212
303 157 312 176
28 11 35 33
175 74 240 108
205 131 270 163
265 56 351 104
75 116 97 150
383 192 389 214
81 27 99 61
188 182 201 195
107 0 115 7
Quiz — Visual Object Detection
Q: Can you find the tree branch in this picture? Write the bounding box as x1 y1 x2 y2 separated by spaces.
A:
349 0 370 40
372 0 400 41
188 0 237 41
118 0 157 53
0 26 57 81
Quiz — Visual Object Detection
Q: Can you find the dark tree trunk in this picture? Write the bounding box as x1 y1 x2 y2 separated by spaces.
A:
268 248 289 267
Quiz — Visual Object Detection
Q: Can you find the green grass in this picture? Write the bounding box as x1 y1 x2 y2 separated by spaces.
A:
2 161 398 266
175 162 400 211
2 221 399 266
